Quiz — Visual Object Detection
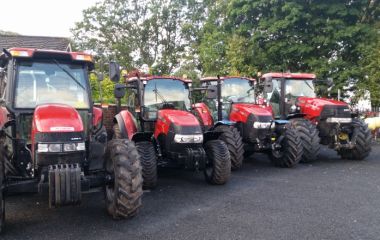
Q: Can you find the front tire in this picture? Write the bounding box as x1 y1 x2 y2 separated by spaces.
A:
204 140 231 185
290 119 320 163
104 139 143 219
135 141 158 189
214 125 244 170
270 127 303 168
339 119 372 160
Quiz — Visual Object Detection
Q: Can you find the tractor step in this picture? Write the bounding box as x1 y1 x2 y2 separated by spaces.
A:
48 164 81 208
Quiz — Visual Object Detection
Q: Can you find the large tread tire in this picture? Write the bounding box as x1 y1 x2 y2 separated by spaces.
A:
0 145 5 233
214 125 244 170
339 119 372 160
270 127 303 168
112 124 122 139
204 140 231 185
135 141 158 189
104 139 143 219
290 119 321 163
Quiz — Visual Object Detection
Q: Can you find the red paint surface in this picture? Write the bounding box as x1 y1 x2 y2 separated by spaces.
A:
193 103 214 128
229 103 273 123
32 104 83 134
0 107 9 127
92 107 103 127
297 97 349 121
9 47 93 63
119 110 138 140
154 109 200 138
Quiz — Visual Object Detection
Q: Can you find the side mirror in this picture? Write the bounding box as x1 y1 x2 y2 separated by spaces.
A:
114 83 126 98
206 85 217 99
263 79 273 93
109 61 120 82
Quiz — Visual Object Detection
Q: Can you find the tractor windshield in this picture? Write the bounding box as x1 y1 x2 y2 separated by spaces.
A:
221 78 255 103
143 79 190 118
14 61 90 109
285 79 316 98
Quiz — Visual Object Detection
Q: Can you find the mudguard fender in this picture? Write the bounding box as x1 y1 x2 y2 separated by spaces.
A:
193 103 214 128
114 110 138 140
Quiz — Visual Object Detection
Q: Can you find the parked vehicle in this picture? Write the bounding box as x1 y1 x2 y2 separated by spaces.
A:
111 68 231 189
260 72 371 161
0 48 143 233
193 76 303 168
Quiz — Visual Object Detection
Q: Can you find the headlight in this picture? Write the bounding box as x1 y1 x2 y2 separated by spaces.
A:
48 144 62 152
253 122 274 129
174 134 203 143
326 117 352 123
38 142 86 153
37 144 49 153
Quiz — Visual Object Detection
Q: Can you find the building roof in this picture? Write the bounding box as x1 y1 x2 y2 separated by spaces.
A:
0 35 71 52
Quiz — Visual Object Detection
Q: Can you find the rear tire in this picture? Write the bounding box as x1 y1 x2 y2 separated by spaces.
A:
270 127 303 168
135 141 158 189
104 139 143 219
214 125 244 170
204 140 231 185
290 119 320 163
0 145 5 233
339 119 372 160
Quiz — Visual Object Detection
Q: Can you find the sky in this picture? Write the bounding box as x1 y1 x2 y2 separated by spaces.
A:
0 0 98 37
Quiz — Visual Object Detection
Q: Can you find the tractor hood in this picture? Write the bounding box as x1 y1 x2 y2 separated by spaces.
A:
154 109 202 139
297 97 348 108
230 103 273 123
297 97 350 121
32 104 84 133
158 109 200 126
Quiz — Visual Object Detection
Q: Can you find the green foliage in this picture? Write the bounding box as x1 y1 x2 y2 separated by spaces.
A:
73 0 380 107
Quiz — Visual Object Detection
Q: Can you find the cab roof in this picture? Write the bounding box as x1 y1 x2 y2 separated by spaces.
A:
8 48 94 69
127 75 192 83
261 72 316 79
200 76 255 82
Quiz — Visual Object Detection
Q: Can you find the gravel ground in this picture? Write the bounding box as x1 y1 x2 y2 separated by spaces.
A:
2 145 380 240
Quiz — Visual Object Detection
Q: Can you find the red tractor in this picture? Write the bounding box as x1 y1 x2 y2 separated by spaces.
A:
0 48 143 233
110 68 231 189
260 72 371 161
193 76 303 168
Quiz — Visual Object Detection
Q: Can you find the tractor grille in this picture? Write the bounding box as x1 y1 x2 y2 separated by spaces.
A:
320 105 351 119
35 132 85 142
36 152 85 167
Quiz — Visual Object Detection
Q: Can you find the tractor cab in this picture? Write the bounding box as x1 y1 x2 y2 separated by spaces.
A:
125 76 192 129
200 77 257 121
260 73 317 119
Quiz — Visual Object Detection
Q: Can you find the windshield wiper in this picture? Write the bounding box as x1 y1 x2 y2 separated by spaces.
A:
52 59 85 90
305 80 314 91
153 83 168 104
